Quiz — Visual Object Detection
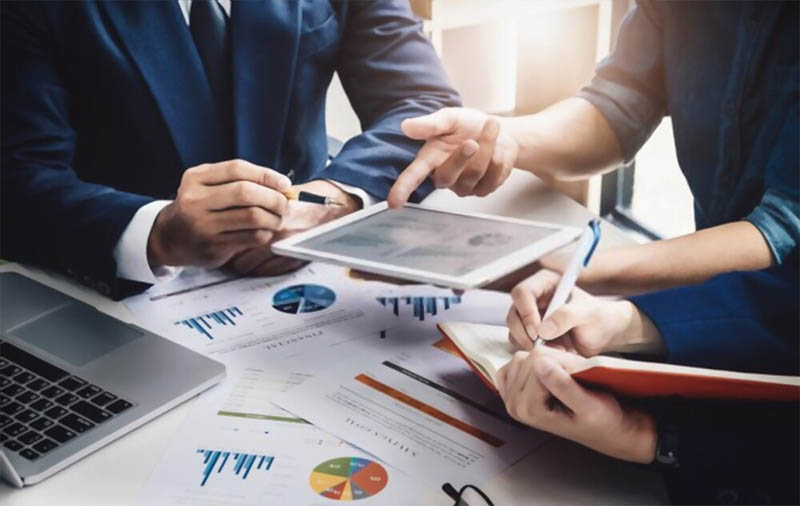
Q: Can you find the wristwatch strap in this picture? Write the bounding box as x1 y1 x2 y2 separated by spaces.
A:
653 423 680 470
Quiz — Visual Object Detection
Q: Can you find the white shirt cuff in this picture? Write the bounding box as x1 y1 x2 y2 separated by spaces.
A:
113 200 183 284
324 179 376 208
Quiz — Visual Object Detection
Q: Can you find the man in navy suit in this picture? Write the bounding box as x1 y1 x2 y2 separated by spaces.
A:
1 1 460 299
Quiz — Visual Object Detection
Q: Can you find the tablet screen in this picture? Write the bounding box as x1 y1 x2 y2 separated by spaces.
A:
293 207 557 276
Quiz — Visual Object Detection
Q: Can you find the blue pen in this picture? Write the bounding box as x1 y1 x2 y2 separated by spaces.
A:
534 219 601 347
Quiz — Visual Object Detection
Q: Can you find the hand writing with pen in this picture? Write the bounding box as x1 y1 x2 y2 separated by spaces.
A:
497 268 666 464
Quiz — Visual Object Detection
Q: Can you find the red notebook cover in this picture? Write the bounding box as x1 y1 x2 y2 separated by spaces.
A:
574 367 800 402
437 324 800 402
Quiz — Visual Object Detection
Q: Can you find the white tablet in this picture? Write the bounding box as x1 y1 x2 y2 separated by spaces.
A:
272 203 582 289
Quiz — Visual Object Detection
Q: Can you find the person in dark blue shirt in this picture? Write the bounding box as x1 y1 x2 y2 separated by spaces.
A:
387 0 799 296
499 250 799 505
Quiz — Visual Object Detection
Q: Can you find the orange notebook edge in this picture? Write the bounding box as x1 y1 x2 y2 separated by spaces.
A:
573 366 800 402
436 323 498 392
436 324 800 402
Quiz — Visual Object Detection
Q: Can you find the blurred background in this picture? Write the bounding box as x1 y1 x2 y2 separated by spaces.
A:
326 0 695 242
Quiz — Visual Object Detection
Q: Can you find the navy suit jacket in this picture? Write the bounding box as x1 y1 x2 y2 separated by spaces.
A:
0 1 460 298
630 252 799 505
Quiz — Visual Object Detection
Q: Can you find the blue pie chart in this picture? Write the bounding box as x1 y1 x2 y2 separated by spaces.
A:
272 284 336 314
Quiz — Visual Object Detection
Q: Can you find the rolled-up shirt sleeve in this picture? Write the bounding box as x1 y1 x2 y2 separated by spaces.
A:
576 0 667 162
745 100 800 263
745 189 800 263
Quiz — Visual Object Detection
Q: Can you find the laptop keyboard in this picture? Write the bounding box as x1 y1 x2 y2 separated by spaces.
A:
0 341 133 461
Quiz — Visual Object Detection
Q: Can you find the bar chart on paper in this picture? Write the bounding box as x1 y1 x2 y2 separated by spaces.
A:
175 306 244 340
126 262 399 358
376 295 461 322
196 448 275 487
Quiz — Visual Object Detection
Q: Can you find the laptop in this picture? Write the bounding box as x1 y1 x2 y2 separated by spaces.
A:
0 272 225 487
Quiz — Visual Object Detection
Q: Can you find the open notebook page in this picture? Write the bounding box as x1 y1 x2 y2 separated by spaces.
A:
439 322 516 385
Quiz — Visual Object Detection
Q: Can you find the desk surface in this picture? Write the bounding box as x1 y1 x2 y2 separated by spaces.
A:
0 171 667 506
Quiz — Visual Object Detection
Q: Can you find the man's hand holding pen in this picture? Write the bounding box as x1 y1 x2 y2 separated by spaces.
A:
226 179 360 276
147 159 360 277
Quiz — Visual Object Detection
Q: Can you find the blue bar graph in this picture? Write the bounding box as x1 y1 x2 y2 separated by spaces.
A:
196 448 274 487
175 306 244 340
376 295 462 322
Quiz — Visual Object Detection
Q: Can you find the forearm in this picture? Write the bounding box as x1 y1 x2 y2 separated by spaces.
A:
570 221 774 295
603 300 666 356
502 97 624 179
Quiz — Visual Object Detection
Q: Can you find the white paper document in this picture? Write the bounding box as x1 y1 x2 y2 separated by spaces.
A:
124 264 397 361
368 284 512 326
125 264 512 363
137 406 419 505
274 323 549 487
129 262 528 501
137 361 420 506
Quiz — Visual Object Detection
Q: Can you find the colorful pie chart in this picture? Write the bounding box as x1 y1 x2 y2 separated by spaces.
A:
272 284 336 314
309 457 388 501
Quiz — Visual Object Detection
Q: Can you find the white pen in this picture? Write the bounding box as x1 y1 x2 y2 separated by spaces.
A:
533 219 602 347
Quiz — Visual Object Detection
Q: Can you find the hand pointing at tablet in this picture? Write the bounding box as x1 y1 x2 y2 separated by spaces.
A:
387 108 518 208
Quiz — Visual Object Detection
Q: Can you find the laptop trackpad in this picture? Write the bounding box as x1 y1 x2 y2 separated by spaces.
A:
11 303 143 367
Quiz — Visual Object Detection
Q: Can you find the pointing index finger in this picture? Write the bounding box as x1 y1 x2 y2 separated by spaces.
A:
387 143 442 208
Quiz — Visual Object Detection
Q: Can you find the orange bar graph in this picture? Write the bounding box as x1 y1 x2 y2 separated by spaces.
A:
354 374 505 448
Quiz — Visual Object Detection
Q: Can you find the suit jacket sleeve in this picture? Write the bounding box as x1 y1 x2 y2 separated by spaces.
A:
630 254 799 504
316 0 461 202
1 3 153 298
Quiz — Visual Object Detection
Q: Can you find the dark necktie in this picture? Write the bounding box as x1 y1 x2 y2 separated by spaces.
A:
190 0 233 156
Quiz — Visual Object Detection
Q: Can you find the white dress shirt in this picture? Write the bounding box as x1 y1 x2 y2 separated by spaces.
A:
113 0 373 284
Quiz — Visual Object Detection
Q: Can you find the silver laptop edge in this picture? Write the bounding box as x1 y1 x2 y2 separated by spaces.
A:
20 372 223 486
0 449 23 488
0 272 226 487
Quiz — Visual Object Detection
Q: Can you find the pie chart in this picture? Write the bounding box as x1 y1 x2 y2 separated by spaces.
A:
272 284 336 314
309 457 388 501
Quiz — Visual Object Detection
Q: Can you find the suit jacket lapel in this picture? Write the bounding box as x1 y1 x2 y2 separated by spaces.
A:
100 1 227 169
231 1 300 171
